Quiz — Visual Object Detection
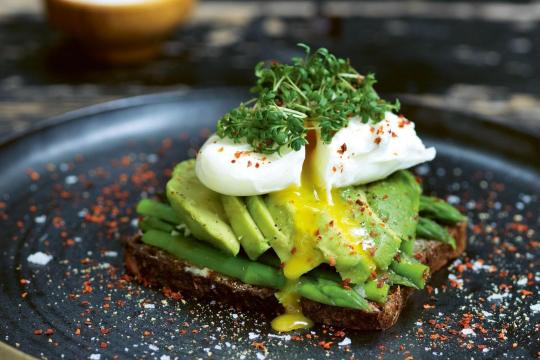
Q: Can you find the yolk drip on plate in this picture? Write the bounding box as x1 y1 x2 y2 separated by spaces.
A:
269 131 370 332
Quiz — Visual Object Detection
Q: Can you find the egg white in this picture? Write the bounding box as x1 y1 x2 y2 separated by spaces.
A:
312 112 436 195
196 134 306 196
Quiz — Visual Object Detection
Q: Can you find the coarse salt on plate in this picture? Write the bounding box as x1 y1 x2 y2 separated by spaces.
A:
27 252 53 265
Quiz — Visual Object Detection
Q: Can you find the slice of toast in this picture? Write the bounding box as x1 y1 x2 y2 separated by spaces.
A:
124 222 466 330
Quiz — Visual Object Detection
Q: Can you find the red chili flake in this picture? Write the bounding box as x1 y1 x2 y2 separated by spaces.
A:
290 247 297 255
34 329 43 336
217 147 224 152
0 202 6 209
341 278 352 290
65 239 75 247
334 330 345 337
391 132 398 138
255 162 260 168
519 289 533 296
423 304 435 309
21 292 28 298
332 166 337 173
20 279 29 285
291 335 302 341
45 328 54 336
179 329 187 335
143 330 152 337
163 287 182 301
231 159 236 164
191 329 199 334
234 151 242 159
329 220 335 227
26 169 40 181
100 342 108 349
83 281 93 294
318 341 333 350
337 143 347 155
374 137 382 145
75 328 81 336
252 342 266 350
247 160 252 168
508 223 529 233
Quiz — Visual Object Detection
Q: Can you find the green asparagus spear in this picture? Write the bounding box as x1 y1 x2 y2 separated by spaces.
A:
390 256 429 289
420 196 466 224
387 271 419 289
357 279 390 304
142 229 373 310
142 229 286 289
416 217 456 249
139 216 175 233
297 278 371 311
137 198 181 224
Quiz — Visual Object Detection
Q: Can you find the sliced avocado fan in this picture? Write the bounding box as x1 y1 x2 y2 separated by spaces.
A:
246 196 290 261
166 160 240 256
220 195 270 260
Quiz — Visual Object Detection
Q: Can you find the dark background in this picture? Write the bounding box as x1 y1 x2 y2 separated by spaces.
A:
1 0 540 137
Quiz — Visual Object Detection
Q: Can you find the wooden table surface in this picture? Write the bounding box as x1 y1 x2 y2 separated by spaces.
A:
1 0 540 138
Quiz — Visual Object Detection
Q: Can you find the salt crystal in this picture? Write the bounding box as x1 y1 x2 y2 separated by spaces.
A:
104 251 118 257
447 195 460 204
516 277 528 286
149 344 158 351
27 252 53 265
89 355 101 360
256 353 265 360
531 303 540 313
35 215 46 224
487 292 511 302
65 175 78 185
160 356 170 360
147 154 158 163
248 332 259 340
460 328 476 337
338 337 351 346
144 304 155 309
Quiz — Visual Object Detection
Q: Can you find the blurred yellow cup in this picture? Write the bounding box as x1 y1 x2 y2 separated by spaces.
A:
45 0 196 64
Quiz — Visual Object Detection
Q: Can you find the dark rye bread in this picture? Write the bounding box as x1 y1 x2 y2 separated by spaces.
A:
124 222 466 330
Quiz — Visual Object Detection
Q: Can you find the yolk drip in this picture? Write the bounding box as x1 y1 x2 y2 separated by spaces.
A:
271 281 313 332
268 131 372 332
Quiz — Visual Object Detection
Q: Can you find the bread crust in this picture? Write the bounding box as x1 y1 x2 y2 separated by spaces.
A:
124 222 466 330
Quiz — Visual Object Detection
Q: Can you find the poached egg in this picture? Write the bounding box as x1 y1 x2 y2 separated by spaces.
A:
313 112 436 198
196 112 434 197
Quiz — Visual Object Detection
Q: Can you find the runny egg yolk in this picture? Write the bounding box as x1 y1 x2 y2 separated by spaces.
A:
269 131 372 332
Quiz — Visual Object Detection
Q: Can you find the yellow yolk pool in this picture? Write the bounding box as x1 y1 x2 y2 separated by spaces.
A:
268 131 373 332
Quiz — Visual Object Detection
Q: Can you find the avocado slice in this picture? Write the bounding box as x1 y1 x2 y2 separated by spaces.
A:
166 160 240 256
246 196 290 261
221 195 270 260
264 195 295 261
365 170 421 255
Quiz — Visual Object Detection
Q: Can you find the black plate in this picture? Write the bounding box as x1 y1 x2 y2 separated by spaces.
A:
0 88 539 359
